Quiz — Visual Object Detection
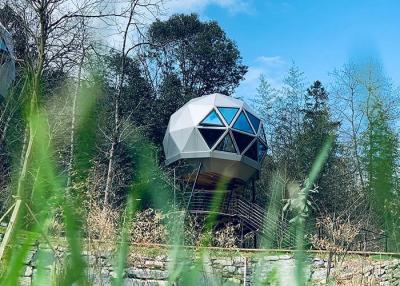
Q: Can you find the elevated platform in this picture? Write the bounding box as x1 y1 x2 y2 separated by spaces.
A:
183 190 296 248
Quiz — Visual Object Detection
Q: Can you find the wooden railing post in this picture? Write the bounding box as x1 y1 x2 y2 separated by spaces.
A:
0 197 22 262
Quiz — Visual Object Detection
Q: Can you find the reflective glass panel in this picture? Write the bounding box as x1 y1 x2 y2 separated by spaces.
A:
0 39 7 51
199 128 225 148
246 111 261 132
200 110 224 126
259 124 267 141
232 131 255 153
232 111 254 134
215 133 236 153
217 107 239 125
258 140 267 161
244 141 258 161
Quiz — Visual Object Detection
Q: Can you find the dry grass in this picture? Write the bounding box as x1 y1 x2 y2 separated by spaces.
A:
131 208 167 244
213 222 240 248
86 201 119 241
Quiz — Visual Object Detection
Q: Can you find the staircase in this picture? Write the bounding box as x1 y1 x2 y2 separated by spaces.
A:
183 191 296 248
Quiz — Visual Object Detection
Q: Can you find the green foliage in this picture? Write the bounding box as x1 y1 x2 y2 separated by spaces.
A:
148 13 247 97
1 3 400 285
362 95 399 246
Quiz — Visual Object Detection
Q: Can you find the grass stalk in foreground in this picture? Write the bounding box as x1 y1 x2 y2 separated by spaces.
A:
294 135 334 286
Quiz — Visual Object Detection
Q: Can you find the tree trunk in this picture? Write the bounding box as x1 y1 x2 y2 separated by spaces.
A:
103 0 138 210
67 46 85 189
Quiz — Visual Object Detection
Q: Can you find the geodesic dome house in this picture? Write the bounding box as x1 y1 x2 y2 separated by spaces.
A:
0 23 15 98
163 93 267 188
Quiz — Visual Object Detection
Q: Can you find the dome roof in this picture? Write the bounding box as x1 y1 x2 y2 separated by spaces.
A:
0 23 15 98
163 93 267 185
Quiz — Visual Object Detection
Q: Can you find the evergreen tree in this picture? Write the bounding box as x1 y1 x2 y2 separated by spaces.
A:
254 63 306 167
254 74 279 146
296 81 341 213
363 96 399 242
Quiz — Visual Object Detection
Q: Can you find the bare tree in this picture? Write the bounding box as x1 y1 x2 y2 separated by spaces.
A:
102 0 162 209
0 0 131 260
330 63 366 190
311 214 361 282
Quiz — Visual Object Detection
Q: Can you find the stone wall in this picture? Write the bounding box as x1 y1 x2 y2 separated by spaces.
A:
15 244 400 285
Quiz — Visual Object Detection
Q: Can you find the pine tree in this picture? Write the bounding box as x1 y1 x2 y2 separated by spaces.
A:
296 81 341 213
363 96 399 241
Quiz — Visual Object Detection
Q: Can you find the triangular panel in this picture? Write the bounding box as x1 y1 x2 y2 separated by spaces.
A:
198 128 225 148
232 131 255 153
215 133 237 153
200 110 224 127
232 111 254 134
258 140 267 161
166 134 180 158
170 127 194 150
246 111 261 132
170 107 194 131
188 104 213 125
217 107 239 125
183 128 209 152
244 141 258 161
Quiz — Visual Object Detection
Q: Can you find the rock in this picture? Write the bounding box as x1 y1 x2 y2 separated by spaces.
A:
24 266 33 277
19 277 31 286
24 250 36 265
31 249 55 269
226 277 241 285
278 254 292 260
310 268 326 282
213 259 232 267
155 255 168 262
126 267 168 280
144 260 165 269
123 278 167 286
232 257 245 267
262 255 280 262
223 266 237 273
313 259 325 267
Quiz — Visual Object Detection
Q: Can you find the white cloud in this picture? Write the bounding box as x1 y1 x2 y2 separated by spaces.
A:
234 55 288 102
164 0 252 15
257 56 285 66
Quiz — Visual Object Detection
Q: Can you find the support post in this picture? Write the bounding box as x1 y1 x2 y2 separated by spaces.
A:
186 163 202 212
173 168 176 211
251 178 256 204
385 235 388 252
0 202 16 225
251 178 257 248
240 218 244 248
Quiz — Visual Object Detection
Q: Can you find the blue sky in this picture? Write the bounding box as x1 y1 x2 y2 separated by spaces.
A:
166 0 400 99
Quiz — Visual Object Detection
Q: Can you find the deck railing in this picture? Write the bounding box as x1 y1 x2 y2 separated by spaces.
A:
183 190 296 248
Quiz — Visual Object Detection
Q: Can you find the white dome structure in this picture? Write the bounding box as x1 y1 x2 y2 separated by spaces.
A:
163 93 267 187
0 23 15 98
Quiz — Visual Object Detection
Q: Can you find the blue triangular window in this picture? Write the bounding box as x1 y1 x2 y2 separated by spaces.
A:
215 133 237 153
0 39 7 51
258 140 267 161
217 107 239 125
232 112 254 134
199 128 225 148
246 111 260 132
244 141 258 161
200 110 224 127
232 131 254 153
